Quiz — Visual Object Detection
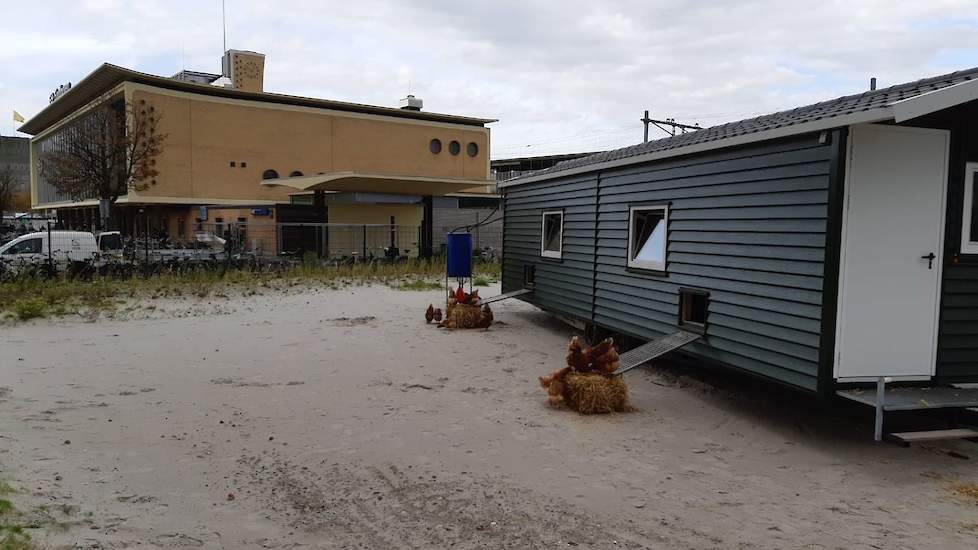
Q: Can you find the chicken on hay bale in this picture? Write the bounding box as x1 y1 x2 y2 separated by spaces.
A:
425 286 493 330
539 336 633 414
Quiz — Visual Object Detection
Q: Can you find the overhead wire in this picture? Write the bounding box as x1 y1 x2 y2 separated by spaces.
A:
493 109 772 154
450 206 500 234
493 125 636 152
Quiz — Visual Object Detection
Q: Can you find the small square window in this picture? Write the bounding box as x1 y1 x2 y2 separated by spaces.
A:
241 162 247 168
679 288 709 334
628 205 668 271
963 164 978 254
541 210 563 259
229 161 236 167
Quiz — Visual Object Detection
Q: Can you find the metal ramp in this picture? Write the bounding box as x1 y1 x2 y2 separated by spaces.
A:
480 288 532 305
888 428 978 445
837 382 978 443
612 331 702 375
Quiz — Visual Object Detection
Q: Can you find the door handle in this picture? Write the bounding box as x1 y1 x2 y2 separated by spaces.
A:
921 252 936 269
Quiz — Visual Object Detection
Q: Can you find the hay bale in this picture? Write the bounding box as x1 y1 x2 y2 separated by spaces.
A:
563 372 631 414
441 302 485 329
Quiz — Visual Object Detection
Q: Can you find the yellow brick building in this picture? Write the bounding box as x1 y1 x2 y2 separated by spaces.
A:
20 50 495 257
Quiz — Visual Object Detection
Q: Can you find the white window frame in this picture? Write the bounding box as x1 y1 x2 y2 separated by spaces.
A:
627 205 669 271
540 210 564 259
962 162 978 255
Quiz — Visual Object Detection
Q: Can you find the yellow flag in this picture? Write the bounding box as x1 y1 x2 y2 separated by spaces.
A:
12 110 25 123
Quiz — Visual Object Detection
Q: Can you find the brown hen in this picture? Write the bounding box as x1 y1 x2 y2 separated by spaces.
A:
565 336 591 372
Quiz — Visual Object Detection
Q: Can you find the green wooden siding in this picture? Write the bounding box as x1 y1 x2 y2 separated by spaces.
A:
503 133 834 392
502 174 598 323
935 109 978 381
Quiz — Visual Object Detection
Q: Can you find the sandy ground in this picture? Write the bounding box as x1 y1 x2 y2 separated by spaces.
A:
1 282 977 549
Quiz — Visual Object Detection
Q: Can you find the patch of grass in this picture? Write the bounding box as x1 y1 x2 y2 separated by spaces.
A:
0 527 35 550
11 299 46 321
0 494 37 550
0 477 85 549
393 279 442 291
0 498 79 550
0 259 501 322
472 275 495 287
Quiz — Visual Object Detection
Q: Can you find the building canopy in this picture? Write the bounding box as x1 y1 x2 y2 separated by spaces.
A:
262 172 491 197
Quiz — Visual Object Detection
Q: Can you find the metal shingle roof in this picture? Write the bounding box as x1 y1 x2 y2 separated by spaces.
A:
516 66 978 181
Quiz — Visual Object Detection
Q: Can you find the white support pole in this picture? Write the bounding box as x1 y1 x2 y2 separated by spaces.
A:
874 377 886 442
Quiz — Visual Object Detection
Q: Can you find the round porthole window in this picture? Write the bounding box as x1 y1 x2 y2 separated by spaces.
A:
466 142 479 157
429 139 442 154
449 140 461 155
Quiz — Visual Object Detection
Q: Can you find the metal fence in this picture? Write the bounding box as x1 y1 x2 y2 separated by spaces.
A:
2 222 423 260
0 220 426 280
77 221 422 261
199 222 422 260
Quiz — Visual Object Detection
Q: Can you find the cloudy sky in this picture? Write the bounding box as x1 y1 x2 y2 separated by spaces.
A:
3 0 978 157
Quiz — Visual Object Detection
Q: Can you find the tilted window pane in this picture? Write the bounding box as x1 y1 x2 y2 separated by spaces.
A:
543 215 561 251
971 172 978 243
632 210 665 263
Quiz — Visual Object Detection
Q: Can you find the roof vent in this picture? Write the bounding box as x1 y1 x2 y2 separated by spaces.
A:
870 77 877 91
171 70 223 85
210 75 234 88
399 94 423 111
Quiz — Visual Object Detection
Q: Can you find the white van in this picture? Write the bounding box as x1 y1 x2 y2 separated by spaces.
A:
96 231 124 257
0 231 100 266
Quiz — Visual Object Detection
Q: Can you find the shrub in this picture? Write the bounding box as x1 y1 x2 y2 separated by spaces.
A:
12 299 46 321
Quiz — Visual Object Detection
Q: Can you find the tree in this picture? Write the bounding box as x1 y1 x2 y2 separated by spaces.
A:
39 96 166 229
10 189 30 212
0 165 15 215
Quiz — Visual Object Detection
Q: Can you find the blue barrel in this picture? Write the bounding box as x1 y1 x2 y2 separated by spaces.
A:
446 233 473 278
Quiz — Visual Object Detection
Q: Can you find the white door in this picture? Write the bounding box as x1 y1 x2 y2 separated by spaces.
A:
835 124 948 380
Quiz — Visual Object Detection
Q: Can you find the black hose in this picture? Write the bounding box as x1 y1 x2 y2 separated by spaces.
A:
449 206 499 234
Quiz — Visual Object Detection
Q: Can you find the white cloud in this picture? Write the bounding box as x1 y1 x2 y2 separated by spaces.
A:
2 0 978 157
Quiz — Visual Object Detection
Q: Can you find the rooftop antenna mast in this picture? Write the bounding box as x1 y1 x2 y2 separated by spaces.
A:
222 0 227 53
641 110 702 141
641 110 652 143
